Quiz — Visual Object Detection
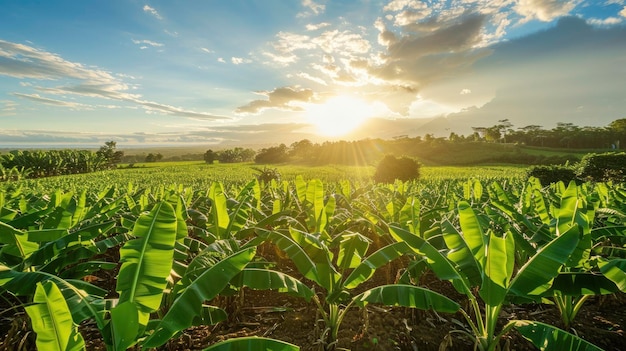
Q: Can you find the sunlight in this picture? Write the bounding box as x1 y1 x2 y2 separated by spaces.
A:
305 95 375 136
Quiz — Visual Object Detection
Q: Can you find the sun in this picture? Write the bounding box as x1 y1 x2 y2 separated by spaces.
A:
305 95 375 136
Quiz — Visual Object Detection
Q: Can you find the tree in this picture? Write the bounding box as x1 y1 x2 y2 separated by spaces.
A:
204 149 217 164
373 155 420 183
145 153 162 162
255 144 289 164
96 141 124 169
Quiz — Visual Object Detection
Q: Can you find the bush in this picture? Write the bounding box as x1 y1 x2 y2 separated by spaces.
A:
576 152 626 182
373 155 420 183
526 165 578 186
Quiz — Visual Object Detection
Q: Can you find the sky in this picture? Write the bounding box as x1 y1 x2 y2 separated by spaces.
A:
1 0 625 148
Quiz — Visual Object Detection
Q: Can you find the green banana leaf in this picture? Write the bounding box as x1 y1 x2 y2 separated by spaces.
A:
440 219 482 287
514 320 605 351
458 201 487 267
389 225 472 296
208 182 229 239
548 272 620 296
0 267 106 328
598 258 626 292
343 241 412 289
142 247 255 348
509 225 580 298
24 281 86 351
354 284 460 313
203 337 300 351
337 232 369 271
116 201 178 313
480 231 515 308
231 268 314 301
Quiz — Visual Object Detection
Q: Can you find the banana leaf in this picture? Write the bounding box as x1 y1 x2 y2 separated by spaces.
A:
514 320 604 351
24 281 86 351
142 247 255 348
354 284 460 313
116 201 178 313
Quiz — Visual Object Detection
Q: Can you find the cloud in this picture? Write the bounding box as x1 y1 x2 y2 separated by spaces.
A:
0 40 228 121
306 22 331 31
231 57 252 65
131 39 164 48
620 6 626 17
143 5 163 20
460 89 471 95
0 100 17 116
435 17 626 135
514 0 579 22
298 0 325 17
200 47 214 54
236 87 314 114
12 93 88 109
587 17 623 26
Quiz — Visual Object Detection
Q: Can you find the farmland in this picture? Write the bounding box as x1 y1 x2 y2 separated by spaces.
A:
0 162 624 351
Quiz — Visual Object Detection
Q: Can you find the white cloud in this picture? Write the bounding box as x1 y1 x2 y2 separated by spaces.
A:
131 39 164 47
460 89 471 95
298 0 325 17
306 22 331 31
587 17 623 26
514 0 579 22
620 6 626 17
143 5 163 20
217 57 226 63
231 57 252 65
200 47 214 54
297 72 327 85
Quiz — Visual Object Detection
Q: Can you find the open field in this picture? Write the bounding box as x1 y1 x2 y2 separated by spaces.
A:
1 163 623 351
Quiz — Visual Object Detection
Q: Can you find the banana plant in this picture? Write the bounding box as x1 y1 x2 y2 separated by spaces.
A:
388 192 602 351
256 226 460 351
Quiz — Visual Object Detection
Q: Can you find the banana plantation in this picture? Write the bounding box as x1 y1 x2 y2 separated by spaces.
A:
0 172 624 350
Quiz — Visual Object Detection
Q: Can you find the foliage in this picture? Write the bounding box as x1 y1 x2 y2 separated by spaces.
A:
576 152 626 182
526 165 578 186
255 144 289 164
1 165 622 351
96 141 124 169
372 155 420 183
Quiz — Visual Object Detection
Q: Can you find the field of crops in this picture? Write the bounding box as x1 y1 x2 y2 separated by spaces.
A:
0 163 624 351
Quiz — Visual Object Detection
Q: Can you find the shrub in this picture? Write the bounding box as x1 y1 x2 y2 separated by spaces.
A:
526 165 578 186
373 155 420 183
576 152 626 182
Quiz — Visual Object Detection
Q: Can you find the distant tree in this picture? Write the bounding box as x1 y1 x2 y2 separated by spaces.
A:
217 147 256 163
96 141 124 169
255 144 289 164
373 155 420 183
204 149 217 164
145 153 162 162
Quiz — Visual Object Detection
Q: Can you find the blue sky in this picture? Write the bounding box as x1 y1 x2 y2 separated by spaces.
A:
1 0 625 147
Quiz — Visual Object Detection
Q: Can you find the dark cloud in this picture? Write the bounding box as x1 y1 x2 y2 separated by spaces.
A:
236 87 314 114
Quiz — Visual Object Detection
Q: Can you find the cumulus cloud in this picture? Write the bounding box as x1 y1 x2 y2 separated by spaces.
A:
235 87 314 114
620 6 626 17
143 5 163 20
0 40 227 120
514 0 579 22
298 0 325 17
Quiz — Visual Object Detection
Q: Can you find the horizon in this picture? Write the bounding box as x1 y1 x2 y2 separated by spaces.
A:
1 1 625 148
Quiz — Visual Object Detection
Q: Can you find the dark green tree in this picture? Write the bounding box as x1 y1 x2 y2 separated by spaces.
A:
373 155 420 183
96 141 124 169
